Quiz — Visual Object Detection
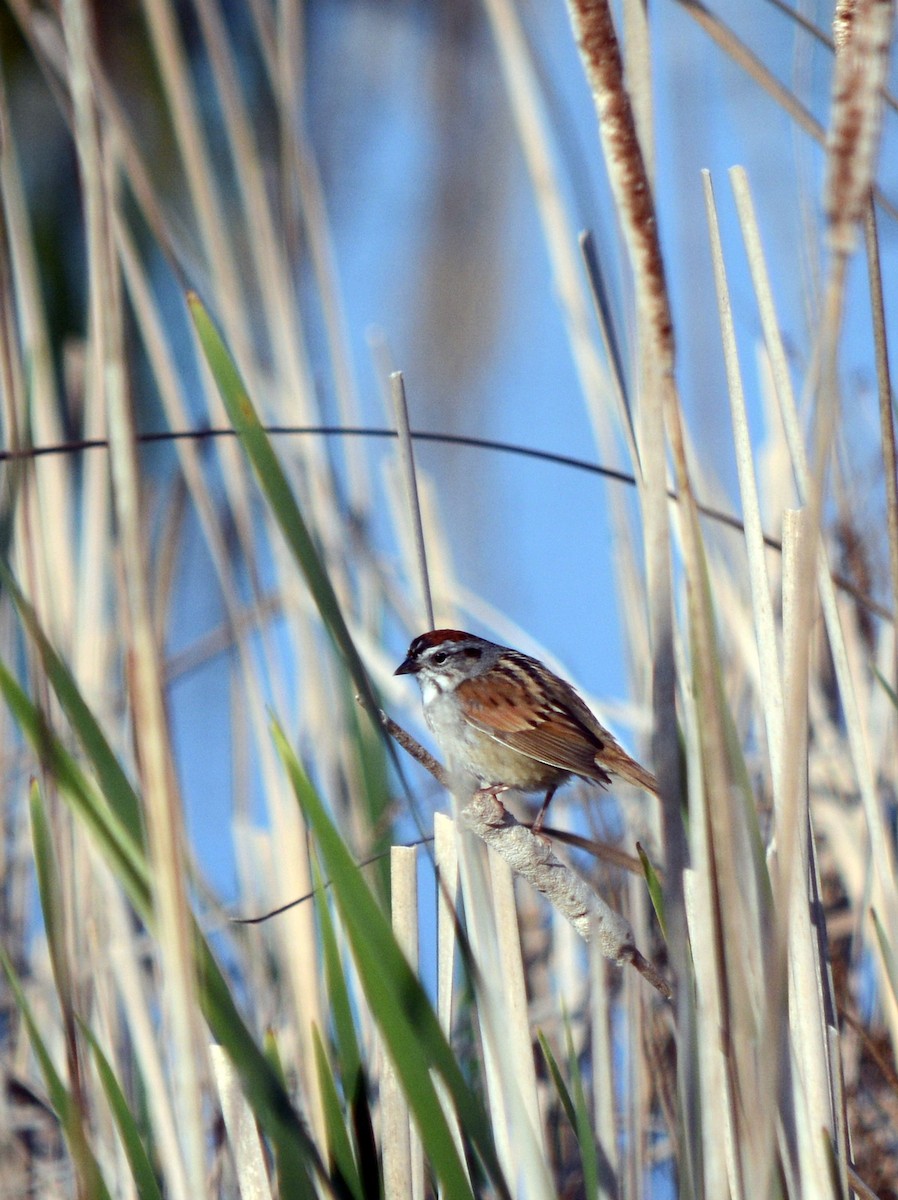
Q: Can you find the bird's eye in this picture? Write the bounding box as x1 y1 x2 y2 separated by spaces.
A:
431 651 448 665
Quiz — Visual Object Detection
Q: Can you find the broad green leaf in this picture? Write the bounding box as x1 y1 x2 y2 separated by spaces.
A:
187 293 378 717
1 560 144 847
312 1026 365 1200
272 722 509 1200
263 1028 288 1089
193 939 325 1200
313 854 364 1096
312 855 379 1198
81 1022 164 1200
0 661 152 913
343 677 391 902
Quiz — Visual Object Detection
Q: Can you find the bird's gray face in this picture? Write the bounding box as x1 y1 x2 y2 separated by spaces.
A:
395 631 496 702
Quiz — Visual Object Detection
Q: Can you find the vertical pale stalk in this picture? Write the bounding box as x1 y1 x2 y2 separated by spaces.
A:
736 169 898 1018
210 1044 273 1200
60 4 205 1195
863 201 898 691
621 891 645 1200
435 814 459 1041
589 947 618 1199
563 17 755 1195
780 511 834 1198
454 815 555 1199
433 813 469 1198
699 189 793 1183
683 866 734 1200
489 853 546 1162
383 846 421 1200
391 372 434 630
704 169 784 787
673 617 741 1199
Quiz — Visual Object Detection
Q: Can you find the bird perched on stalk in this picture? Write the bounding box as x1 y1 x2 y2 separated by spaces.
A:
395 629 657 833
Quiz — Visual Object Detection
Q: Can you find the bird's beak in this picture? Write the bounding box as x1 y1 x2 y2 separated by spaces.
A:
394 655 417 676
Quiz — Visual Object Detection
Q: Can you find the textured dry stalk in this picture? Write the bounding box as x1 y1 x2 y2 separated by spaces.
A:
462 792 671 999
380 710 671 998
565 0 673 372
825 0 895 254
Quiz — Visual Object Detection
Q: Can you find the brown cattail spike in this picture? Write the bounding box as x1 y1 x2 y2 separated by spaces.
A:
824 0 896 255
566 0 674 373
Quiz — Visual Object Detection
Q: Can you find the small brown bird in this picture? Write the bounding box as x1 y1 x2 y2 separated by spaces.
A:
395 629 657 832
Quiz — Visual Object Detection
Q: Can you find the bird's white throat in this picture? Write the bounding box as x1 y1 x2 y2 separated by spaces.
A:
418 674 445 705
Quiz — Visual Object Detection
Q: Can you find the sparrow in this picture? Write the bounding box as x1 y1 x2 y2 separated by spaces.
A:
395 629 657 832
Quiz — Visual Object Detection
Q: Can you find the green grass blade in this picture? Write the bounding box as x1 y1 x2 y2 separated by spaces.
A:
0 559 144 847
0 658 327 1200
81 1022 164 1200
187 292 378 716
538 1028 608 1199
637 842 667 940
1 948 114 1200
0 660 152 913
536 1031 579 1132
312 1026 366 1200
263 1027 288 1087
344 680 392 902
872 909 898 1006
566 1024 599 1200
874 667 898 709
313 855 380 1198
272 721 509 1200
313 855 364 1097
29 780 72 1011
193 938 325 1200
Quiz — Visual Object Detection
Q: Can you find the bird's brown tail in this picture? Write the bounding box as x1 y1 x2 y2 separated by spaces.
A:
601 745 659 796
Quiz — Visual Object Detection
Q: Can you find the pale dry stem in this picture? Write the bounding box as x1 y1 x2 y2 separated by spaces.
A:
379 709 672 1000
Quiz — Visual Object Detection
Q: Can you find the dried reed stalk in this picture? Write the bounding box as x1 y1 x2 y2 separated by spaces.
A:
62 2 206 1197
381 710 671 999
382 847 421 1200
